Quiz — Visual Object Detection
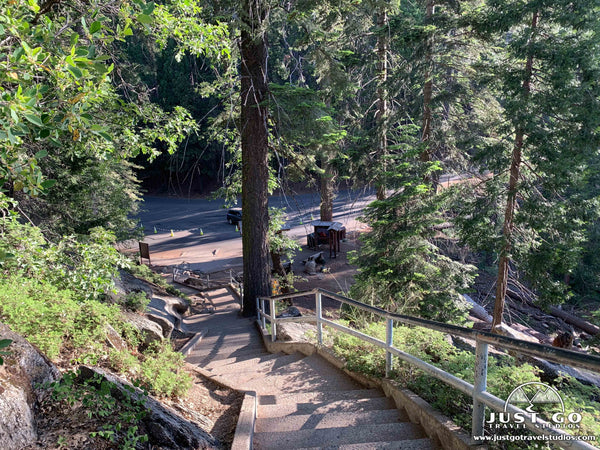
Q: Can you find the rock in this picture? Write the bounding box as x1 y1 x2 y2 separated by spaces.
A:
304 260 317 275
123 312 164 345
105 324 128 351
146 313 175 339
277 322 317 342
108 270 153 304
276 306 302 318
0 323 60 450
78 366 220 449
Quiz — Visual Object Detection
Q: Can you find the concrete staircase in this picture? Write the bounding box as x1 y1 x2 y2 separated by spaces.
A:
183 288 438 449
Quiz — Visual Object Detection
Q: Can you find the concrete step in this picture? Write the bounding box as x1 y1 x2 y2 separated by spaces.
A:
253 422 426 449
209 353 304 376
197 334 263 347
299 438 437 449
258 396 396 418
204 351 282 370
221 356 361 394
185 346 269 366
255 408 408 432
194 342 266 355
258 389 384 406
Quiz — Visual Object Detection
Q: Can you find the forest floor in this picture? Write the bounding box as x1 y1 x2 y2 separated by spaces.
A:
27 365 242 449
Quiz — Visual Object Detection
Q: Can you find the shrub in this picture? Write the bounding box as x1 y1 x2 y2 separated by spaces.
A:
123 291 150 312
0 276 121 358
332 320 600 438
138 341 192 398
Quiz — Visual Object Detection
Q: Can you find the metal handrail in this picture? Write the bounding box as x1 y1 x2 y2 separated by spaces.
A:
256 288 600 449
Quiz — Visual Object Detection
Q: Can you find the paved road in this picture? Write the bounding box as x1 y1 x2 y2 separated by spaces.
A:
136 189 375 272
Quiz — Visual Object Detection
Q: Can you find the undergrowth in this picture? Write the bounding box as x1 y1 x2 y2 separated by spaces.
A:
331 320 600 442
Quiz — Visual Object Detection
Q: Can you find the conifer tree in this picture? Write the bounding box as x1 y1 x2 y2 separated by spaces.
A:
458 1 600 329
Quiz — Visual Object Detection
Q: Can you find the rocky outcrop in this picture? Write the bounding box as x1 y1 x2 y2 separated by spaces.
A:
122 311 164 345
78 366 220 449
0 323 60 449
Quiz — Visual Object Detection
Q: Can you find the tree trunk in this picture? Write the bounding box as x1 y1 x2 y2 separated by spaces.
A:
420 0 434 171
240 0 271 317
319 159 335 222
375 10 388 201
492 11 539 330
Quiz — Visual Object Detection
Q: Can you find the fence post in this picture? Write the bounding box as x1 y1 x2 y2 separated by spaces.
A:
472 341 489 438
270 298 276 342
316 291 323 345
261 299 266 330
385 317 394 377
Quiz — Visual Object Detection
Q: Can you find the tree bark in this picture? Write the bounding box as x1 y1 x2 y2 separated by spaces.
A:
319 159 335 222
492 11 539 330
240 0 271 317
375 10 388 201
420 0 435 170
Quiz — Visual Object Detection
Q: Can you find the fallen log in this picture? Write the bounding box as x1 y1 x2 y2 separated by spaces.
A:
548 306 600 336
462 294 492 323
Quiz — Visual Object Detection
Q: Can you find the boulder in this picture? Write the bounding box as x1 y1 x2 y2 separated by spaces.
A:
105 324 129 352
78 366 220 449
108 270 153 304
0 323 60 449
277 322 317 342
304 260 317 275
123 312 164 345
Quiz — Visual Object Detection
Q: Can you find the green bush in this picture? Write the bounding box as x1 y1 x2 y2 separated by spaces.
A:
108 341 192 398
139 341 192 398
0 276 120 358
123 291 150 312
125 263 186 298
332 320 600 438
0 212 129 302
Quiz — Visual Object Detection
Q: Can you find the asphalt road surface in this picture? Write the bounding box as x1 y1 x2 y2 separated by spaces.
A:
136 189 375 272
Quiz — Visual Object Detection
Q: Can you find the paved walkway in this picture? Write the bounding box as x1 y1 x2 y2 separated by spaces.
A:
182 288 437 449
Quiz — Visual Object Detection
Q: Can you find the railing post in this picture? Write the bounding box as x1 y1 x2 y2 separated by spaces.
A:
472 341 489 438
261 299 266 330
316 291 323 345
270 298 276 342
385 317 394 377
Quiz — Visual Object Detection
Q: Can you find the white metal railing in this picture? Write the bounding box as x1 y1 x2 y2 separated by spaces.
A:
257 288 600 449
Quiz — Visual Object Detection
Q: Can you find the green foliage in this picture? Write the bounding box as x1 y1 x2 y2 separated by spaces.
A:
125 262 186 298
268 207 300 259
123 291 150 312
350 155 475 322
0 276 120 358
332 321 600 438
0 206 129 302
110 341 192 398
45 370 149 449
0 338 11 365
139 341 192 397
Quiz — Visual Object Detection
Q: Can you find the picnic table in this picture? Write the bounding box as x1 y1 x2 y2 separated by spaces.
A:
307 221 346 258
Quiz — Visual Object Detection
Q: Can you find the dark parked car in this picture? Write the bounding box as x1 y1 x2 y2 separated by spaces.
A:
226 209 242 225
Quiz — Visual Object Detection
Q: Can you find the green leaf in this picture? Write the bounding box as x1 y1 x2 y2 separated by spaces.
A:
0 339 11 350
67 65 83 79
90 21 102 34
98 132 113 141
137 14 153 24
41 179 57 189
35 150 48 159
24 114 43 127
142 2 155 15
